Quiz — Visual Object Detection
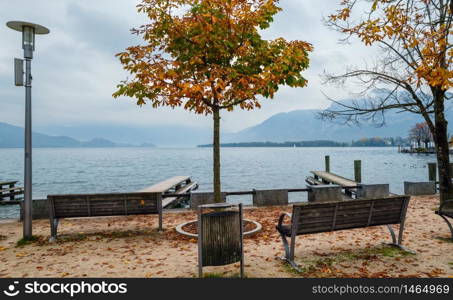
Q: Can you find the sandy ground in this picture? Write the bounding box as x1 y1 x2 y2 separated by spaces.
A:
0 195 452 278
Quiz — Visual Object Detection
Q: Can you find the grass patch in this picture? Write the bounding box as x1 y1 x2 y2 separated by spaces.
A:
435 236 453 243
16 235 40 247
15 229 163 246
287 245 415 276
368 246 414 257
202 272 244 278
282 262 306 275
47 229 162 245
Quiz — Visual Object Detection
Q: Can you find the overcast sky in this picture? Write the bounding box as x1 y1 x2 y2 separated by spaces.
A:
0 0 376 133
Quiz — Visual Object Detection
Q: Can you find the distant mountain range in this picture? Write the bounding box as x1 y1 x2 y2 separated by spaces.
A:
2 92 451 147
0 122 155 148
34 124 211 148
224 105 453 144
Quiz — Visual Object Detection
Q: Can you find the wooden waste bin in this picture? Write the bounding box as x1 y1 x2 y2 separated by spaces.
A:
197 202 244 278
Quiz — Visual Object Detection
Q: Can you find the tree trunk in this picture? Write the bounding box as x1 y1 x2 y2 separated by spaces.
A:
433 90 453 204
212 106 222 203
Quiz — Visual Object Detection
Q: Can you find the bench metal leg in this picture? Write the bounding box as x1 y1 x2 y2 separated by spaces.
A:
387 224 397 244
438 215 453 240
49 218 59 242
385 224 414 253
277 231 302 272
158 212 163 231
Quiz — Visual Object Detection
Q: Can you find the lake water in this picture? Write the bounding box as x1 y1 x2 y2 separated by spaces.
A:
0 147 438 218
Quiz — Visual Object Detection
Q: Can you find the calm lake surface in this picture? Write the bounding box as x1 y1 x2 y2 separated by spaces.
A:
0 147 438 218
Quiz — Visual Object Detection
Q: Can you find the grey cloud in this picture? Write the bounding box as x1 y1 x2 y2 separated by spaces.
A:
65 2 143 55
1 0 380 132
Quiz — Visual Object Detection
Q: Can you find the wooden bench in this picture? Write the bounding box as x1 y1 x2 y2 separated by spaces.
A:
275 195 411 271
435 200 453 240
47 192 162 241
0 181 23 201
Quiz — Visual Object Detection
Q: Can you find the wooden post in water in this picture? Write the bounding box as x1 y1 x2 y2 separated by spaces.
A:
428 163 437 181
325 155 330 173
354 160 362 183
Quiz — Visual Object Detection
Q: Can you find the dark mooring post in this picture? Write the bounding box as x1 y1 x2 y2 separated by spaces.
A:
428 163 437 181
325 155 330 173
354 160 362 183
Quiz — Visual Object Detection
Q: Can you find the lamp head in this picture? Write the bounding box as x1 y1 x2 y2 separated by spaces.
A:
6 21 49 59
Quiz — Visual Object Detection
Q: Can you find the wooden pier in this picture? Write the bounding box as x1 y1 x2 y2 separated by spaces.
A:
399 147 453 154
139 176 198 208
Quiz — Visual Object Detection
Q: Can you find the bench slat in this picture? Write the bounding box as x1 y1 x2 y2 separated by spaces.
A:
297 208 403 226
297 213 402 230
297 218 402 235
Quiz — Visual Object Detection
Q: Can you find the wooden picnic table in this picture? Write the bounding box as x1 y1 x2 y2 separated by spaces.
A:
139 176 198 208
139 176 192 193
0 181 18 188
310 171 358 187
0 180 24 201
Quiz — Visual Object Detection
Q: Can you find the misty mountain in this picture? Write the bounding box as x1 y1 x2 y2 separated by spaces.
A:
34 124 211 147
0 122 139 148
224 102 453 143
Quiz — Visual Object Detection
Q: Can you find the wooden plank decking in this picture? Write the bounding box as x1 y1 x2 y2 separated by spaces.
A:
310 171 358 187
139 176 191 193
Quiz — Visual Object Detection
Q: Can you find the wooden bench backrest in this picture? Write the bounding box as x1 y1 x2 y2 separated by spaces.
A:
291 195 410 235
48 192 162 218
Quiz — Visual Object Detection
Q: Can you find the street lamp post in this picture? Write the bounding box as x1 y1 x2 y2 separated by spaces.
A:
6 21 49 239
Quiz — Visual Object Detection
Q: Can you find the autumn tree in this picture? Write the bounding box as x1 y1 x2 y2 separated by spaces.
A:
321 0 453 203
408 122 422 147
420 122 433 148
113 0 312 202
409 122 432 148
